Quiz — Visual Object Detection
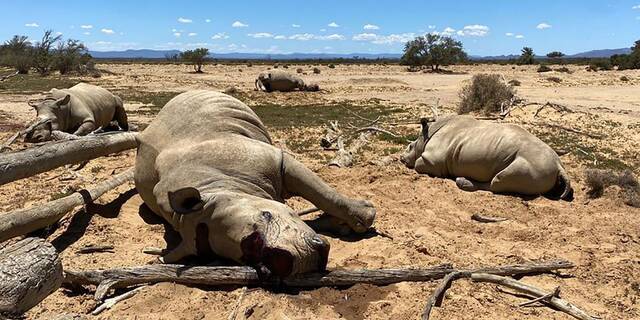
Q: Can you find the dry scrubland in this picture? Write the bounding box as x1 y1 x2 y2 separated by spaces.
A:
0 63 639 320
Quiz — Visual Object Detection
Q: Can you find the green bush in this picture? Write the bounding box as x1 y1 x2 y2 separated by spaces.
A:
458 74 516 114
180 48 209 73
0 35 33 74
555 67 571 73
589 60 612 71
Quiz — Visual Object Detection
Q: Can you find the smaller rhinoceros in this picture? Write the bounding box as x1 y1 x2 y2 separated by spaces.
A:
25 83 128 142
401 115 573 200
255 70 319 92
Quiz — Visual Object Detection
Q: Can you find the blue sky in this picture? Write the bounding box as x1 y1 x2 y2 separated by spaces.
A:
2 0 640 56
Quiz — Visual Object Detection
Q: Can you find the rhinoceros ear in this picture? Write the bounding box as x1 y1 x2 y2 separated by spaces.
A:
168 187 204 214
56 94 71 107
420 117 429 136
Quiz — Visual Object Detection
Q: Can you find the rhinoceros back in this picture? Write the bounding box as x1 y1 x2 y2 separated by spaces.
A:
139 90 272 151
56 83 119 129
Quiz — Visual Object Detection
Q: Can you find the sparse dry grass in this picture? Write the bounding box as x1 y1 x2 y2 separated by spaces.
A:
585 169 640 207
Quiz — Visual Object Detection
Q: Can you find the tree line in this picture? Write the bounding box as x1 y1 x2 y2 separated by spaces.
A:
0 30 93 76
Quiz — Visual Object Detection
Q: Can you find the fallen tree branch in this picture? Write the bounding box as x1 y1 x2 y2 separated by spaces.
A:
76 245 115 254
534 102 574 117
91 286 144 315
227 287 248 320
471 213 508 223
0 71 18 81
352 127 399 138
328 131 371 167
471 273 597 320
0 132 138 186
518 286 560 307
0 169 134 243
422 271 468 320
63 259 573 301
296 207 321 216
522 121 603 139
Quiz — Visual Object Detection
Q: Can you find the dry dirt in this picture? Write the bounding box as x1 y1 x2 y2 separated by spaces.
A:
0 63 639 320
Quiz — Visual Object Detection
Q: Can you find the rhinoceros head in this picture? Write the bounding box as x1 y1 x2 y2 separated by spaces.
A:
401 117 430 169
25 93 70 142
167 187 330 278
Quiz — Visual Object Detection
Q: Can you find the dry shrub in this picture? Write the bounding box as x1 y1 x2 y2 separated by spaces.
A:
537 65 552 72
458 74 516 114
313 67 321 74
555 67 572 73
620 76 630 82
547 76 562 83
296 68 303 73
585 169 640 207
508 79 521 86
328 64 336 69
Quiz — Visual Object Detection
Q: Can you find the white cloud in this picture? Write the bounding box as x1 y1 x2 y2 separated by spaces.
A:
101 28 115 34
440 27 456 36
173 32 181 37
83 32 91 35
188 32 197 37
288 33 345 41
274 35 286 40
211 32 229 40
178 17 192 23
320 28 326 32
319 34 345 40
25 22 39 27
232 21 249 28
205 19 211 23
289 33 315 41
505 32 514 36
428 25 436 29
632 5 640 9
328 22 339 28
292 24 301 28
456 24 489 37
536 22 552 29
363 24 379 30
80 25 93 29
94 41 111 45
352 32 416 44
515 34 525 39
247 32 274 38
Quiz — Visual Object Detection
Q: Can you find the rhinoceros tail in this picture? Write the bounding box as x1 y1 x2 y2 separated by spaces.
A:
548 166 573 201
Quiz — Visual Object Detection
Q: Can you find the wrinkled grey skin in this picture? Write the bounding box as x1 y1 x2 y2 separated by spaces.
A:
135 90 375 277
401 115 573 200
25 83 128 142
255 70 319 92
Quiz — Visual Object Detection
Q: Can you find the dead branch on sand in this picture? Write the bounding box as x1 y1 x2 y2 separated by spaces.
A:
62 259 573 301
0 71 18 81
471 213 508 223
0 132 137 186
0 169 134 243
0 118 52 152
422 270 596 320
91 286 144 315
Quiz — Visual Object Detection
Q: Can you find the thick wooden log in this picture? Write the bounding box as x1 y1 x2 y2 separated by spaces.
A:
328 131 371 168
0 169 134 243
63 259 573 301
0 132 137 186
0 237 63 315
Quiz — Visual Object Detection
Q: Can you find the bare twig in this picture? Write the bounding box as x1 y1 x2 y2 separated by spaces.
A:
0 71 18 81
91 286 144 315
0 118 52 153
471 213 508 223
471 273 597 320
227 287 248 320
352 127 399 138
76 245 115 254
518 286 560 307
422 271 468 320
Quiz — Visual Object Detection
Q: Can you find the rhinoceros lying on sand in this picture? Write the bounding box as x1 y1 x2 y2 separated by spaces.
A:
255 70 319 92
26 83 128 142
135 90 375 276
401 115 573 200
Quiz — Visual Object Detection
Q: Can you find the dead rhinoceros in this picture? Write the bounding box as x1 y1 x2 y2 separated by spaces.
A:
25 83 128 142
255 70 319 92
401 115 573 200
134 90 375 277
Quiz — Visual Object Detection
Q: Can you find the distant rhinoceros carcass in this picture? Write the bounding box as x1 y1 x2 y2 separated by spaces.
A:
255 70 319 92
401 115 573 200
25 83 128 142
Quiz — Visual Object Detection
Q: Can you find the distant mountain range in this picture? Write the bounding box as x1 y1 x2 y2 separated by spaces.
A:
88 48 632 60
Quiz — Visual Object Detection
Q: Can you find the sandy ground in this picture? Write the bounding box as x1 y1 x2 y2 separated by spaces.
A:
0 63 639 320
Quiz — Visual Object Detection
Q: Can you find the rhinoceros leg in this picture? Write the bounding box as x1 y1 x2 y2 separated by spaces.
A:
113 97 129 131
282 153 375 233
73 121 97 136
455 177 490 192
